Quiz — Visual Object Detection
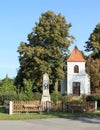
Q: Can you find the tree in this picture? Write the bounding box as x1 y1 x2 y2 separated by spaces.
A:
86 59 100 90
0 74 16 94
84 23 100 59
15 11 74 92
85 23 100 91
23 79 33 99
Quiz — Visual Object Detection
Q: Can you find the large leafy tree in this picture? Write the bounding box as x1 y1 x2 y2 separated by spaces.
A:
85 23 100 91
85 23 100 59
15 11 74 92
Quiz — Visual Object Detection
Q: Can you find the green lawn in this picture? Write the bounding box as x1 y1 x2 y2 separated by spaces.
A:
0 106 100 120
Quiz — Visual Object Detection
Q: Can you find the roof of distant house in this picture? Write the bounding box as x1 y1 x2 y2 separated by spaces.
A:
67 46 85 62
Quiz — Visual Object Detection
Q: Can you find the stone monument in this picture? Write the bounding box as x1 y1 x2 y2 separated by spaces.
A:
41 73 51 102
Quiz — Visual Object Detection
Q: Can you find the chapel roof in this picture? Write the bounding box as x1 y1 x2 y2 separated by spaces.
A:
67 46 85 62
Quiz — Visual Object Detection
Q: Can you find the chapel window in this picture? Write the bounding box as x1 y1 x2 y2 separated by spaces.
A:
74 65 79 73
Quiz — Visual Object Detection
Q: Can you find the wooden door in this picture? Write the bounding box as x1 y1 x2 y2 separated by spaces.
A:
73 82 80 96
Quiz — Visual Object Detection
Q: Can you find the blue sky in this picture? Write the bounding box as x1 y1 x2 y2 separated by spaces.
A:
0 0 100 79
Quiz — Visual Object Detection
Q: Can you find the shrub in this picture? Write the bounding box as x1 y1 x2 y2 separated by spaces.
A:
86 94 100 101
51 91 62 103
67 94 73 102
0 92 42 103
33 92 42 101
17 93 31 101
86 95 94 101
81 94 87 103
92 94 100 101
70 99 83 103
0 92 18 104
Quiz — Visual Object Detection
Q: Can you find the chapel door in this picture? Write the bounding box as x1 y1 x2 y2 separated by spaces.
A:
73 82 80 96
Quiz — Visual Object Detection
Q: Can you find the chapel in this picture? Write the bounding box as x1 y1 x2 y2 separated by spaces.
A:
61 46 90 96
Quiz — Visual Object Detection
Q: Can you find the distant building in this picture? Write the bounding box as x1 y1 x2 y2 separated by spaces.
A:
61 46 90 96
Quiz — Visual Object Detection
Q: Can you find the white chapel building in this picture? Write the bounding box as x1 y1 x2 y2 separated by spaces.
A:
61 46 90 96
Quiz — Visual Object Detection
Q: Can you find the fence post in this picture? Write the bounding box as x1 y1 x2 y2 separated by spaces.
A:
95 101 97 111
9 101 13 115
46 101 51 113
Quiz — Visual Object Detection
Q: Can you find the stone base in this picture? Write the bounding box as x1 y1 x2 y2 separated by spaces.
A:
41 95 51 102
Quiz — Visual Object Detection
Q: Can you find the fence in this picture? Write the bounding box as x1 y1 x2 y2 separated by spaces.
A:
62 101 97 113
4 100 63 114
85 101 97 112
4 100 97 115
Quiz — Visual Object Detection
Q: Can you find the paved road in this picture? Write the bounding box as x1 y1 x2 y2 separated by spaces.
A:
0 117 100 130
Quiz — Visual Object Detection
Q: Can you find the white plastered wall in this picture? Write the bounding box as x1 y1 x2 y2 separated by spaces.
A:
67 62 90 95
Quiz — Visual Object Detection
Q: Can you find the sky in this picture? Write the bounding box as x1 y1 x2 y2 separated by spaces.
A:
0 0 100 79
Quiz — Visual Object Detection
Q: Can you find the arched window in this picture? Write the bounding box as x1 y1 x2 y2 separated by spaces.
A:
74 65 79 73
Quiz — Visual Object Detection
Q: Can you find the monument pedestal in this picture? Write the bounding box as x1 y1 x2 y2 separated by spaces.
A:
41 94 51 113
41 95 51 102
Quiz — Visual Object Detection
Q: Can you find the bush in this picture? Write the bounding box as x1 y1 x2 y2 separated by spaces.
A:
0 92 18 104
86 95 94 101
51 91 62 103
81 94 87 103
17 93 31 101
0 92 42 103
86 94 100 101
33 92 42 101
70 99 83 103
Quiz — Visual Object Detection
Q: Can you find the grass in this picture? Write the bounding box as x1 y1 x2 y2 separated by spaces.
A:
0 106 100 120
97 107 100 110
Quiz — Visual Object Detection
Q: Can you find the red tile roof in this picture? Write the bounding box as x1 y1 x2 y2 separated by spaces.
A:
67 46 85 62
